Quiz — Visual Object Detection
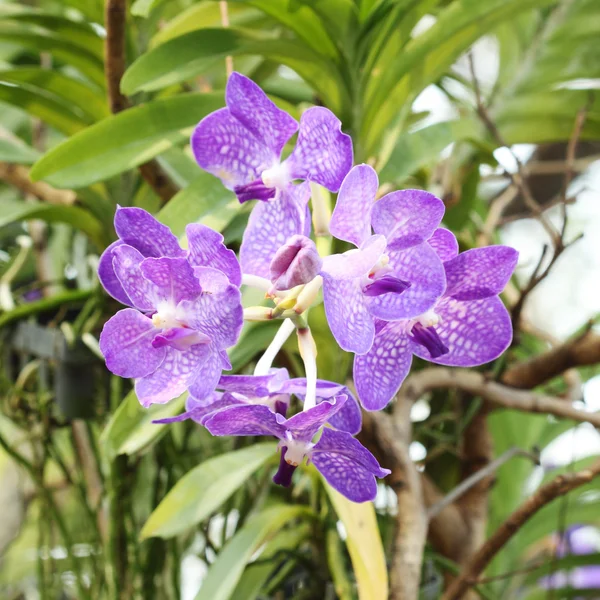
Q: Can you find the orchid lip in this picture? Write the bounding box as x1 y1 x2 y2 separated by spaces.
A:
362 275 411 297
273 448 297 487
234 179 277 203
409 322 449 358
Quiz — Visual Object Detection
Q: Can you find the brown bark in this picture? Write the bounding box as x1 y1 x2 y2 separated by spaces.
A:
0 162 76 205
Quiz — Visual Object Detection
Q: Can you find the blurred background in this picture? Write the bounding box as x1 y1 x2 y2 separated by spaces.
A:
0 0 599 598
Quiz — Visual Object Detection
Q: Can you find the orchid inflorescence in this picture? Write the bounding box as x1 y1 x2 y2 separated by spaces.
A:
98 73 518 503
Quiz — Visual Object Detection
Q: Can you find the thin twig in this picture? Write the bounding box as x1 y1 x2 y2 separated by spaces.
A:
0 163 76 205
104 0 178 203
442 460 600 600
219 1 233 76
427 447 539 520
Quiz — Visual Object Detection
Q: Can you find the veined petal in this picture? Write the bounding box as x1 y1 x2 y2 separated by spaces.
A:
444 246 518 301
112 245 158 311
283 396 347 441
204 404 287 438
181 267 243 349
152 394 242 425
217 373 275 398
314 428 389 477
354 321 412 411
321 234 387 280
100 308 165 379
372 189 444 248
428 228 458 262
98 240 131 305
114 206 183 258
411 295 512 366
186 223 241 286
151 327 210 350
140 256 201 305
366 242 445 320
188 347 227 400
226 72 298 157
135 344 210 407
285 107 353 191
322 276 375 354
191 108 275 190
240 182 310 278
329 164 378 246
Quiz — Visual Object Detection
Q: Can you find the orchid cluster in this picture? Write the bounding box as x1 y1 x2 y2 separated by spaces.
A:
98 73 518 503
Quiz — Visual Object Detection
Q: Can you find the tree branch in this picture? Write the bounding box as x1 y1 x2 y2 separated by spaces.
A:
360 402 427 600
442 460 600 600
502 327 600 390
0 162 76 205
104 0 178 203
398 367 600 426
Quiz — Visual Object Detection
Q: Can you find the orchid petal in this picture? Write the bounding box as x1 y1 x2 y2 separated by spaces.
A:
283 396 347 441
98 240 131 305
204 404 287 438
428 228 458 262
112 245 157 311
321 234 387 280
329 164 378 246
100 309 164 379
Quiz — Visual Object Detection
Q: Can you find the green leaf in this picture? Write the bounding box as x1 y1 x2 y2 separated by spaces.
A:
141 443 277 539
0 199 106 247
29 92 223 188
0 137 40 164
99 390 186 459
121 28 347 113
229 524 311 600
378 118 480 183
324 482 388 600
157 170 241 238
0 67 109 122
194 504 313 600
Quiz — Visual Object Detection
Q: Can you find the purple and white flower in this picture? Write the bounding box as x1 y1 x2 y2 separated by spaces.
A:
155 368 362 434
99 248 243 407
354 244 518 410
191 72 353 278
270 235 323 291
204 397 389 502
321 164 447 354
98 206 241 306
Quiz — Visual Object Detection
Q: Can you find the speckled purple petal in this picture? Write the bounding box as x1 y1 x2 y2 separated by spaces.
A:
444 246 518 301
354 321 412 411
186 223 241 286
372 190 445 249
314 428 389 477
321 234 387 280
283 396 347 441
180 267 243 349
314 453 379 502
240 182 310 278
218 374 275 397
428 228 458 262
100 309 165 379
284 107 353 191
226 72 298 157
322 276 375 354
135 344 210 407
191 108 275 190
366 242 445 320
152 394 241 425
204 404 286 438
329 164 377 246
140 256 201 305
282 379 362 435
187 347 227 400
112 245 157 311
114 206 184 258
98 240 131 305
411 295 512 366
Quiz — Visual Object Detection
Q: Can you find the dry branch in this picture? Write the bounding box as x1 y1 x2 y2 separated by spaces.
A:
399 367 600 427
0 162 76 205
104 0 178 203
442 460 600 600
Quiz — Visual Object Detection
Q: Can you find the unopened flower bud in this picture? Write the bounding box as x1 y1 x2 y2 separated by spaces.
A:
243 306 273 321
269 235 323 291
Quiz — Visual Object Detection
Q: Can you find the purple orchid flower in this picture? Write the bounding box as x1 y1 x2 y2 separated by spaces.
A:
321 164 447 354
99 249 243 406
270 235 322 291
154 368 362 434
98 206 241 306
204 397 389 502
353 243 518 410
191 72 353 278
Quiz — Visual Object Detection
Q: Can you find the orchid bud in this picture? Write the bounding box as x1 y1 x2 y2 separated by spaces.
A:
269 235 323 291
